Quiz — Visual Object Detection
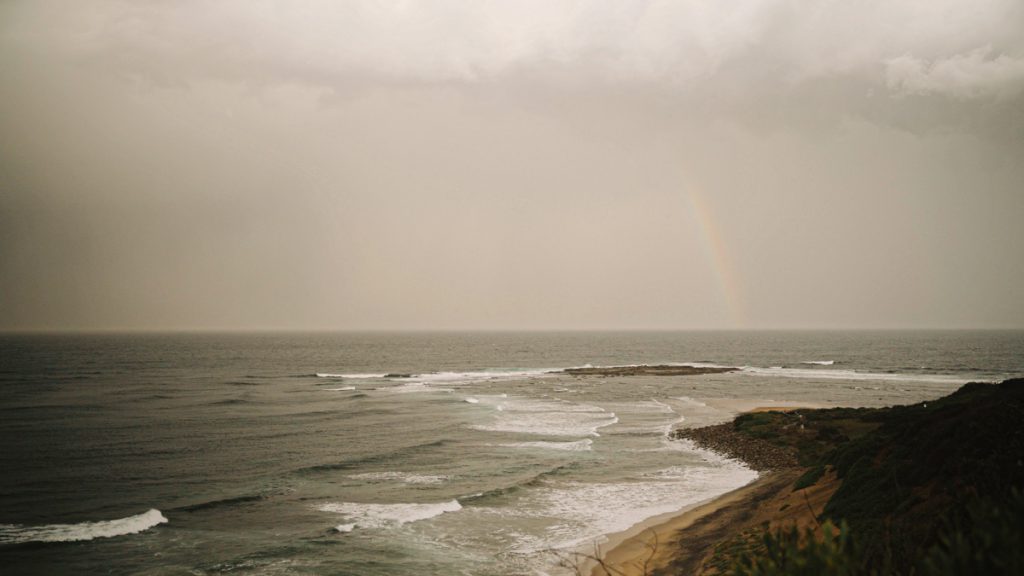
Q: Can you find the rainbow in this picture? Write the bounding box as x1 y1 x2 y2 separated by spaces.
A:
686 189 745 327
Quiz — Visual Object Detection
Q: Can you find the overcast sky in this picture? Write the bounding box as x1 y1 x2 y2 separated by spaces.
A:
1 1 1022 331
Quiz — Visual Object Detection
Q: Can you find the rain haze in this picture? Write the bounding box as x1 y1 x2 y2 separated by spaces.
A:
1 0 1022 331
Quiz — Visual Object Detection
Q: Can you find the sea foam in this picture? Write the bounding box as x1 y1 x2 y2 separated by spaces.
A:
347 471 451 485
508 461 757 554
498 439 593 451
318 499 462 529
739 365 972 383
549 361 971 385
469 398 620 437
403 369 555 385
317 361 975 388
0 509 167 544
318 368 556 386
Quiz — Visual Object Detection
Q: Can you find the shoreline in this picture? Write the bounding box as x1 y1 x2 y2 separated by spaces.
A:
588 405 819 575
583 473 776 576
586 379 1024 575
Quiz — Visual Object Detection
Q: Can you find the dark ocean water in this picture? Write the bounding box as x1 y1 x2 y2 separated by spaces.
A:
1 331 1021 575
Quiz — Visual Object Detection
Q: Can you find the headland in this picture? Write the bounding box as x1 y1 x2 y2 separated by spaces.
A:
593 378 1024 575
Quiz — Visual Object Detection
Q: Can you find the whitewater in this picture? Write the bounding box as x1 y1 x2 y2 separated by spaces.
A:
1 331 1021 575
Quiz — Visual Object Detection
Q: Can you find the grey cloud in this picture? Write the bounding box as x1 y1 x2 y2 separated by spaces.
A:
886 46 1024 99
1 1 1023 330
32 1 1022 90
40 0 1022 139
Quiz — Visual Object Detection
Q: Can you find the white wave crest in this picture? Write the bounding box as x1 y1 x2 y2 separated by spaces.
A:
333 523 356 533
318 499 462 528
0 509 167 544
801 360 835 366
405 369 556 385
323 386 356 391
674 396 708 407
471 410 617 437
498 439 593 451
509 462 757 554
347 472 451 485
739 366 971 383
320 368 558 387
382 382 454 395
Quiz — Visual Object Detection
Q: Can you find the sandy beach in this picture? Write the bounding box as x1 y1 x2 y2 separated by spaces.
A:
590 405 833 576
584 473 782 576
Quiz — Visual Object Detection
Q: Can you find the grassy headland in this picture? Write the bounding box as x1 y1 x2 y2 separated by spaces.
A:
619 378 1024 575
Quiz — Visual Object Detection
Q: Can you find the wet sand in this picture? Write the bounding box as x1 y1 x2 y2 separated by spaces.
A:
585 472 785 575
591 405 828 576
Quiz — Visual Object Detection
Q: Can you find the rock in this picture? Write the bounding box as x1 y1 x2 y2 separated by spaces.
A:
561 365 737 377
674 423 799 471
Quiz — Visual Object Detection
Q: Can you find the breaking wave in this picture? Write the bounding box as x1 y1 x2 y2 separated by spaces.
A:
0 509 167 544
313 368 557 386
318 499 462 529
739 365 972 383
469 397 618 437
347 471 451 485
316 373 388 379
498 439 593 451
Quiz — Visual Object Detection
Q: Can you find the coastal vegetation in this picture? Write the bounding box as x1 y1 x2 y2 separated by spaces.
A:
669 379 1024 575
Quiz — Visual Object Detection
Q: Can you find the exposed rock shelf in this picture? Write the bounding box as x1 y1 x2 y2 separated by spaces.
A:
562 364 737 377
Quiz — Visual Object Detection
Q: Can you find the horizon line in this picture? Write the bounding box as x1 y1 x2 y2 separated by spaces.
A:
2 326 1023 335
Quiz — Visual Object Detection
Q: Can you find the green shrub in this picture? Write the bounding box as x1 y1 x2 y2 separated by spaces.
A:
793 465 826 491
918 489 1024 576
732 491 1024 576
730 522 884 576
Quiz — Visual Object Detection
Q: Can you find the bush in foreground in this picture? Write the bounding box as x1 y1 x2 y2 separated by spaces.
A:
732 490 1024 576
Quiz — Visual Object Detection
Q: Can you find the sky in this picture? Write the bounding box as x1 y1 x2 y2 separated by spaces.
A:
1 0 1022 331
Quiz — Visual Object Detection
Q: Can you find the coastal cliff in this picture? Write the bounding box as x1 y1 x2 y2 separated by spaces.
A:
606 378 1024 575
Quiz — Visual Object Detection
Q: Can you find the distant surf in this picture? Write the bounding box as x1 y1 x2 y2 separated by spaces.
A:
739 365 973 383
318 499 462 529
314 368 556 385
498 439 594 451
0 509 167 544
311 362 980 396
347 472 451 485
469 398 618 437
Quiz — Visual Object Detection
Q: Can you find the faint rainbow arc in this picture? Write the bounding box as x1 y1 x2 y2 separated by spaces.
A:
685 189 745 328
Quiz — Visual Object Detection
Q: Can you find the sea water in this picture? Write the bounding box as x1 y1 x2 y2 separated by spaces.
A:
1 331 1021 575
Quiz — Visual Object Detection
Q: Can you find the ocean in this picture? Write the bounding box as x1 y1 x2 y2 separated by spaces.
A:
1 331 1022 575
